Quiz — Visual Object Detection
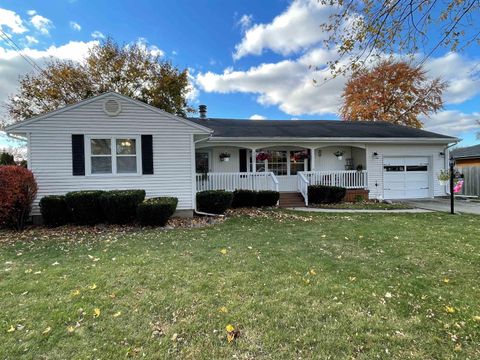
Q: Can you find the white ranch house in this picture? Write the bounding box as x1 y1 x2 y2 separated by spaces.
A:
5 92 457 217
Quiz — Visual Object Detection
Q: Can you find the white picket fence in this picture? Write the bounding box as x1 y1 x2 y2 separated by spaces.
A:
301 170 368 189
196 172 279 192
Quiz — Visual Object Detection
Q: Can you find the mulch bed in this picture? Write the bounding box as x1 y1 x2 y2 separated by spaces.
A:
0 216 225 245
0 208 317 245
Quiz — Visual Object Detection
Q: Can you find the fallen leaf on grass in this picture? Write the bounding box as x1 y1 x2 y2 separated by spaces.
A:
6 325 15 333
226 324 240 343
42 327 51 335
309 269 316 276
71 289 80 296
93 308 101 318
473 316 480 322
113 311 122 317
88 283 97 290
443 278 450 284
445 306 456 314
67 325 75 333
220 249 227 255
219 306 228 313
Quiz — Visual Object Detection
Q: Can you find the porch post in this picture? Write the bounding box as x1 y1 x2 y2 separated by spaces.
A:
309 147 316 171
251 148 256 190
251 148 256 173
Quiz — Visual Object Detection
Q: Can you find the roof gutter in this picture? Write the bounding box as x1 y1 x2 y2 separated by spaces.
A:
444 140 460 196
205 136 458 144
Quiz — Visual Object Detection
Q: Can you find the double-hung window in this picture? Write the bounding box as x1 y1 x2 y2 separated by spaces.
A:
88 136 140 175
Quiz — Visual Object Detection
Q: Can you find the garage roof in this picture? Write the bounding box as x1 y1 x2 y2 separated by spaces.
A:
451 144 480 159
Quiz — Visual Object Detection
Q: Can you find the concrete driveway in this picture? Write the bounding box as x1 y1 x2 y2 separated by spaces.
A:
404 198 480 215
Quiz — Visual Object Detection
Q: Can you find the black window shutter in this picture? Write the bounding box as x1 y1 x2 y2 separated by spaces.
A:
71 134 85 176
239 148 247 172
141 135 154 175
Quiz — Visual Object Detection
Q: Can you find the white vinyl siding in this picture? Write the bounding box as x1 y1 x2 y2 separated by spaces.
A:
21 95 207 214
366 144 448 199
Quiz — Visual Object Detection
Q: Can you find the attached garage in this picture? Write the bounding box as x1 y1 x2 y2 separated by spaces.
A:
383 157 431 199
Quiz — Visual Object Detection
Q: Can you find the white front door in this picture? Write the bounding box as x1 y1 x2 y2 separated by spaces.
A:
383 157 430 199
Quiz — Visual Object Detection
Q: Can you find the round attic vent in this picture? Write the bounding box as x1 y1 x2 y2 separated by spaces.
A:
103 98 122 116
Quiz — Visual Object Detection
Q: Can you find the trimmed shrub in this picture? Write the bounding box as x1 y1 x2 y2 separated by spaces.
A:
256 190 280 207
308 185 330 204
0 152 15 165
100 190 145 224
329 186 347 203
231 189 257 208
39 195 71 227
65 190 105 225
0 166 37 230
136 197 178 226
308 185 346 204
196 190 233 214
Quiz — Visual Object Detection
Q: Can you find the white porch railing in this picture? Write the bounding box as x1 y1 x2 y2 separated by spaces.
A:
196 172 279 192
301 170 368 189
297 172 309 206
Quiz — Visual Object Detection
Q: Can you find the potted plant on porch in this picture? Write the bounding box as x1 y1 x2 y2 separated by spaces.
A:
219 152 231 162
333 150 344 160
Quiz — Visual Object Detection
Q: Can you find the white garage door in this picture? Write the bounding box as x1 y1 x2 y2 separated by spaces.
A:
383 157 430 199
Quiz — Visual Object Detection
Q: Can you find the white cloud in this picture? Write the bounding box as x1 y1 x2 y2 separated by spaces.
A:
0 40 98 123
237 14 253 31
30 14 53 35
233 0 333 60
422 110 480 136
425 52 480 104
25 35 38 45
70 21 81 31
186 71 199 103
197 47 345 116
27 10 36 16
0 8 27 34
249 114 267 120
91 30 105 39
134 38 165 57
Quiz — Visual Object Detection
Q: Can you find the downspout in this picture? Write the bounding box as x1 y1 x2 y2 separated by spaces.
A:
192 134 224 217
443 141 459 195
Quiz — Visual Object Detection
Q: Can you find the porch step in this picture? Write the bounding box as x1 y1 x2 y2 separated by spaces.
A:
279 192 305 208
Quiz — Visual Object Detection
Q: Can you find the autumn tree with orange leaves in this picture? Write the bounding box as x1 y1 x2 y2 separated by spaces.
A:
340 60 446 128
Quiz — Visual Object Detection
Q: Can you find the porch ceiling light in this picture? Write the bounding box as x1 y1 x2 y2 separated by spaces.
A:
372 152 379 159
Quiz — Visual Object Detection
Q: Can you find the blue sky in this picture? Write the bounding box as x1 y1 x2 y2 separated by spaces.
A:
0 0 479 149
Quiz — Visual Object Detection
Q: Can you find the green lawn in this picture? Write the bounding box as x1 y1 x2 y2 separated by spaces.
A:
311 201 412 210
1 211 479 359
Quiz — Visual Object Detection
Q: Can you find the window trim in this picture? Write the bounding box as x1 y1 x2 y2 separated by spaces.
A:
85 135 142 176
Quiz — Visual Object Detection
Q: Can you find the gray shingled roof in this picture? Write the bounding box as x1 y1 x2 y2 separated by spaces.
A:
187 118 455 139
451 144 480 159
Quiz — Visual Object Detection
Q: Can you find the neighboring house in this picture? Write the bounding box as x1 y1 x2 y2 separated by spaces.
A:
4 92 457 217
451 144 480 168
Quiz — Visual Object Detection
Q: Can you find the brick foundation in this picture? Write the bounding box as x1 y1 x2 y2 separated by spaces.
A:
344 189 369 202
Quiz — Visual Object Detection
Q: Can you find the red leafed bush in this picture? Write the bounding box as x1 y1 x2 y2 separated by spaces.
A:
0 166 37 230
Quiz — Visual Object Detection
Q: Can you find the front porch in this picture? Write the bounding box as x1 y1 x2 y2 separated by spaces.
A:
195 145 369 205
